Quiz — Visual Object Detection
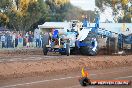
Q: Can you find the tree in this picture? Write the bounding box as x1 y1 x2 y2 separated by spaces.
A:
0 0 11 27
45 0 71 21
5 0 50 31
65 7 95 22
95 0 131 23
27 0 50 31
0 0 12 12
0 13 9 27
0 0 98 31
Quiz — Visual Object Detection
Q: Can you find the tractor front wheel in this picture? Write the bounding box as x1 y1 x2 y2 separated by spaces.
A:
43 33 50 55
66 43 70 56
43 44 48 55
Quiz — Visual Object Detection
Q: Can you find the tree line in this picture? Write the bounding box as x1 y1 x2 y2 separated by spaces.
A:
0 0 96 31
0 0 130 31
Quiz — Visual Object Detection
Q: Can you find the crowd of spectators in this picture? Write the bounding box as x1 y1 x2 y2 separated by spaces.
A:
0 28 44 49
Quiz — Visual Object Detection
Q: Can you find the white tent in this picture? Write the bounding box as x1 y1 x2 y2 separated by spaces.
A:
38 22 70 29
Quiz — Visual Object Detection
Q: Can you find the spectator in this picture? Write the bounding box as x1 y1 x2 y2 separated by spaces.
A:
41 32 44 48
1 34 5 48
32 31 35 47
25 32 29 37
34 28 40 48
15 33 18 47
0 30 47 49
40 33 42 48
12 32 16 48
25 36 29 48
7 32 12 48
28 31 34 47
17 33 23 48
5 32 12 48
23 36 26 47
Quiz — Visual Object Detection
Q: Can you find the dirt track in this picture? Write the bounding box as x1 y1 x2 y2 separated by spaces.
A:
0 54 132 80
0 66 132 88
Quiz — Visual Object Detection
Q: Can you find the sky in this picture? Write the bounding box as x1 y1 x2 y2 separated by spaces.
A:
70 0 96 11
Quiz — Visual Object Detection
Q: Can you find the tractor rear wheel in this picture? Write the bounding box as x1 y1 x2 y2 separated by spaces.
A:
80 37 98 56
43 33 50 55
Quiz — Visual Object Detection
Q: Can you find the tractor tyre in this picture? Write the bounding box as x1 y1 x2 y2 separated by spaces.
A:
43 44 48 55
80 37 98 56
43 33 50 55
88 47 98 56
80 46 89 55
66 43 70 56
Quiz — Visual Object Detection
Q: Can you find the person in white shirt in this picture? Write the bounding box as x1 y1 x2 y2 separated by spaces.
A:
1 34 5 48
12 32 16 48
34 28 40 47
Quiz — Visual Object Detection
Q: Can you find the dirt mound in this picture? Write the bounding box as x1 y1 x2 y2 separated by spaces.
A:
0 55 132 80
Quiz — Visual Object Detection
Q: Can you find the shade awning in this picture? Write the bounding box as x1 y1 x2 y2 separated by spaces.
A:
38 22 70 29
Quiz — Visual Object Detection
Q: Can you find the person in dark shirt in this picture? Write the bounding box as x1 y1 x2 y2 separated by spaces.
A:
28 31 34 47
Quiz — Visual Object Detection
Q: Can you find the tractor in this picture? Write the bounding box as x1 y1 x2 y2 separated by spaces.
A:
41 17 99 56
43 29 77 56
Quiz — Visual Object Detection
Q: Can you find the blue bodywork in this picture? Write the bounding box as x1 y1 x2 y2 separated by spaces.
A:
75 17 99 48
76 40 94 48
118 34 132 50
52 30 59 39
48 29 77 53
81 16 132 50
118 34 132 45
49 29 66 53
